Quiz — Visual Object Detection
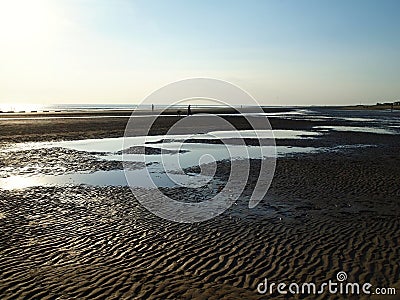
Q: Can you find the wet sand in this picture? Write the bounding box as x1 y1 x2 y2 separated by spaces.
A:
0 109 399 299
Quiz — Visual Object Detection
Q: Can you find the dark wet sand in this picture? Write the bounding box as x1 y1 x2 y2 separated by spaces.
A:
0 109 399 299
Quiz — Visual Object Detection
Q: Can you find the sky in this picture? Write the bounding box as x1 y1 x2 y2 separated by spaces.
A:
0 0 399 106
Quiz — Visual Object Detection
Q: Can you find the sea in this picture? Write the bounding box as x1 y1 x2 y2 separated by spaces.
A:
0 103 235 113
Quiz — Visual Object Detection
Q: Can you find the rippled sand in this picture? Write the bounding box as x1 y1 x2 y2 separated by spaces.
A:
1 150 399 299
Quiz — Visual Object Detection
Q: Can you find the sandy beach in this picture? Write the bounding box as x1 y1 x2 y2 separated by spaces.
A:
0 108 399 299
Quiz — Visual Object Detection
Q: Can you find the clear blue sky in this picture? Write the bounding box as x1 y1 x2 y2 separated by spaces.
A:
0 0 399 105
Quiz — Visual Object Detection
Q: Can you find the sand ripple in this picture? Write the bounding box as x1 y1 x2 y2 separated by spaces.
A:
0 184 399 299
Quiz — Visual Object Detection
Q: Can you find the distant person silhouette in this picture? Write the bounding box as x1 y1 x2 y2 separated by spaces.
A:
187 105 192 116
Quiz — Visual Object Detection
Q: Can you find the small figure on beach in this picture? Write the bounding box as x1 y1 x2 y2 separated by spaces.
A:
187 105 192 116
151 104 154 111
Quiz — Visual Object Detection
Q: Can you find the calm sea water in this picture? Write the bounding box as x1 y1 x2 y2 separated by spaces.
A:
0 103 239 113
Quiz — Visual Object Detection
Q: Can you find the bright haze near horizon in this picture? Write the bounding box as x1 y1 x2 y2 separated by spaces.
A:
0 0 399 107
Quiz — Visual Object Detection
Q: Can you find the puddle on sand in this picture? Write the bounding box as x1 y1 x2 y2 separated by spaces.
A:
0 145 320 190
0 169 215 191
2 129 320 153
203 130 320 139
0 128 338 191
313 126 396 135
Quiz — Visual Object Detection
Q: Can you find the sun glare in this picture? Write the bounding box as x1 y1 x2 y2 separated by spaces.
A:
0 175 42 190
0 0 60 47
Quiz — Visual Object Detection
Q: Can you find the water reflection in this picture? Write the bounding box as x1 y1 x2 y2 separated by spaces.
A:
314 126 396 135
0 145 320 190
2 129 320 153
